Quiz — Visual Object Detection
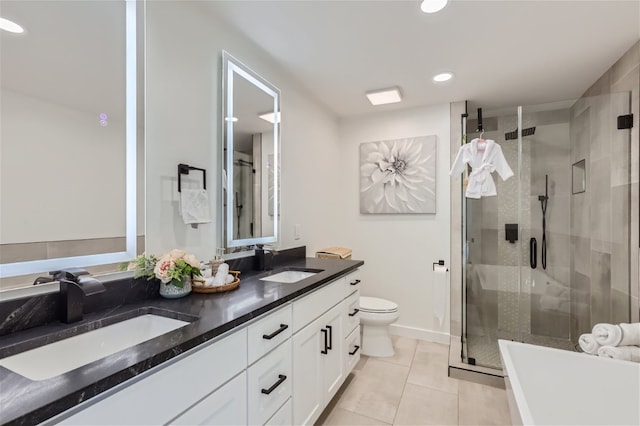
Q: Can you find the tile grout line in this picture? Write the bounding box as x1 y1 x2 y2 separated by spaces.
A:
390 340 419 425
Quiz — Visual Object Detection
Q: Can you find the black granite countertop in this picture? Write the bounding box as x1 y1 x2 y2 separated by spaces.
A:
0 257 363 425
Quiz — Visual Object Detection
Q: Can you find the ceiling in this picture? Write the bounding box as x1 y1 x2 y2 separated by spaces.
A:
204 0 640 118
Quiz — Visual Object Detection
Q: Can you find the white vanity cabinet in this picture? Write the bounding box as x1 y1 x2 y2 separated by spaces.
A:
43 268 362 426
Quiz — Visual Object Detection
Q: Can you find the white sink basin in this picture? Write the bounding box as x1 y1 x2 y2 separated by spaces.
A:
259 270 317 283
0 314 190 381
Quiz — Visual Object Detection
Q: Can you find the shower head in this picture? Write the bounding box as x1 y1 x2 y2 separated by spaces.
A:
504 126 536 141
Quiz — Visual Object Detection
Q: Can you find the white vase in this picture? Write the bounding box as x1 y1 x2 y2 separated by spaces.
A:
159 276 192 299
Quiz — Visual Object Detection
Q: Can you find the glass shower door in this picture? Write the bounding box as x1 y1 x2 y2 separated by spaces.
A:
462 106 522 369
519 92 632 349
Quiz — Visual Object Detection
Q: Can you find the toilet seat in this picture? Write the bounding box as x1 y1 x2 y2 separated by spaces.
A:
359 296 398 313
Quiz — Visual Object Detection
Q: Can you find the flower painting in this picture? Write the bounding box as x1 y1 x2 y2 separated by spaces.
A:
360 135 437 214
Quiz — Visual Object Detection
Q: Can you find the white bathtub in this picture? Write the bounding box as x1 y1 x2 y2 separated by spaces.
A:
499 340 640 425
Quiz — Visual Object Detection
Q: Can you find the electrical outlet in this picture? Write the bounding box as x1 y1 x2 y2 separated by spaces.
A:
294 224 301 240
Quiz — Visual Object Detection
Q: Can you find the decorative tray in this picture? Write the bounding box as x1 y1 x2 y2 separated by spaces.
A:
192 270 240 294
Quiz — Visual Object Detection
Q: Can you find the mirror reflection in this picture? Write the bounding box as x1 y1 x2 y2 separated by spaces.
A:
222 52 279 252
0 0 139 283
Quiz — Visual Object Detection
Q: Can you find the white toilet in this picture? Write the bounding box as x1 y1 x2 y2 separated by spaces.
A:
359 296 400 357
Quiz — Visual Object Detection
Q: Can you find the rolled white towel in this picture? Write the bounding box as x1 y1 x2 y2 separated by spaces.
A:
578 333 601 355
619 323 640 346
597 345 640 362
593 323 640 346
592 323 623 346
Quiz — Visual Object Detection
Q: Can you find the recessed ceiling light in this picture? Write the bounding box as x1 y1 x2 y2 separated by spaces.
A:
366 87 402 106
420 0 448 14
433 72 454 83
0 17 25 34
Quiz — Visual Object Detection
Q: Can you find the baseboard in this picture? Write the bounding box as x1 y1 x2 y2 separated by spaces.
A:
389 324 450 344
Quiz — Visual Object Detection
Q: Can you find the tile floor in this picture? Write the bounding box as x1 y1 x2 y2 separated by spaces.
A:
317 336 513 425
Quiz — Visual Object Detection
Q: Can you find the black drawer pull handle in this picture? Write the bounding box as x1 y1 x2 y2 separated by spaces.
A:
348 308 360 317
350 279 361 286
326 325 333 350
321 328 328 354
349 345 360 356
262 324 289 340
261 374 287 395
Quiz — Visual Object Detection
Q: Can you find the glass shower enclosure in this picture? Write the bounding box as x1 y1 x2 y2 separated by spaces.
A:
460 93 633 369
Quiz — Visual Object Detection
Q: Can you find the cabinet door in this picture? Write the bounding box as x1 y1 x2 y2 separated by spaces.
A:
172 372 247 425
292 315 324 425
322 303 344 403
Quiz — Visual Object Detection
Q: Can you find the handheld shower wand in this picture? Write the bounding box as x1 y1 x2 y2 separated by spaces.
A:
538 175 549 270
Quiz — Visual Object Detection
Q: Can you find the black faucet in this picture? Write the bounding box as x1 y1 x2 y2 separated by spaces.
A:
51 268 106 323
254 244 277 271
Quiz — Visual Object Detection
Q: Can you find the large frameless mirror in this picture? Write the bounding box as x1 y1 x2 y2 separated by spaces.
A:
221 51 279 253
0 0 140 282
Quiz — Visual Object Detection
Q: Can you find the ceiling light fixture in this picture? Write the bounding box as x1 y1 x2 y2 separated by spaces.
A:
365 87 402 106
432 71 454 83
420 0 448 14
259 111 280 124
0 17 25 34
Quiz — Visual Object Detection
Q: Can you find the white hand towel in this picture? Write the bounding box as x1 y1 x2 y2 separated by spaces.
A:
212 263 229 286
597 345 640 362
578 333 601 355
593 323 640 346
180 189 211 225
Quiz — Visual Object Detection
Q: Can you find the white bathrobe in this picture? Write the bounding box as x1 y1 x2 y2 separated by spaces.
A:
449 138 514 199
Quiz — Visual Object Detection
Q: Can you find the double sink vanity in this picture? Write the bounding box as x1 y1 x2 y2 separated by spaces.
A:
0 253 363 425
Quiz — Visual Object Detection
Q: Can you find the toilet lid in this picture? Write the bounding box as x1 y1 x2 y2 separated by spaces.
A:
359 296 398 313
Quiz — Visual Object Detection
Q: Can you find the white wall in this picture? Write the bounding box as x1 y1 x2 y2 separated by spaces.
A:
145 1 341 260
337 105 451 341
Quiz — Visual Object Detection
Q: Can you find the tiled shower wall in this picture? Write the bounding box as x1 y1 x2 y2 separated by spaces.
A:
570 41 640 336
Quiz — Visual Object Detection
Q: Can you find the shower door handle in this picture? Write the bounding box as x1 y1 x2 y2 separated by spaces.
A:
530 238 537 269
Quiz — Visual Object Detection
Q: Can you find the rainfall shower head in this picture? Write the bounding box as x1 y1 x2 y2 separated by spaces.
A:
504 126 536 141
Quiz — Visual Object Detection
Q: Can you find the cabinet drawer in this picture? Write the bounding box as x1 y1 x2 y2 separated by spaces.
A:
248 339 292 425
343 269 361 297
344 326 361 375
342 290 360 336
265 398 292 426
293 279 344 332
172 372 247 425
58 329 247 425
248 304 292 365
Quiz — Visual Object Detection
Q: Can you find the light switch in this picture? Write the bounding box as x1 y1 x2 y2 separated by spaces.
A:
294 224 301 240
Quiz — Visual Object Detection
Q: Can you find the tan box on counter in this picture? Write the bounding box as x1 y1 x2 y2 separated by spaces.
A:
315 247 352 260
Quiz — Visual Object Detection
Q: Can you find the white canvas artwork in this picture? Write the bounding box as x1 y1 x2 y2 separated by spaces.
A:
360 135 437 214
